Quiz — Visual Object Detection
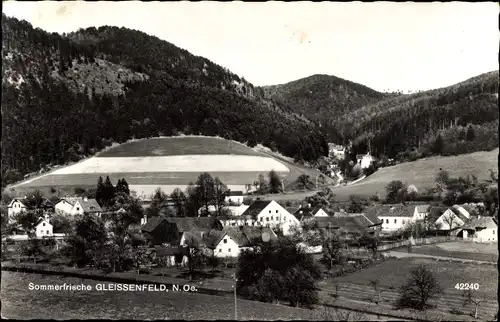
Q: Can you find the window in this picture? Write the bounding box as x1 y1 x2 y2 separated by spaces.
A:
267 217 270 221
493 230 496 235
224 239 227 244
394 219 397 224
276 210 278 213
219 249 222 252
403 220 406 224
385 219 389 224
46 230 49 234
42 223 46 227
228 248 231 252
76 207 80 211
269 210 271 213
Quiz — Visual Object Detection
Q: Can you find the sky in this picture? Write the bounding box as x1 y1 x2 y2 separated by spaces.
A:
2 1 499 93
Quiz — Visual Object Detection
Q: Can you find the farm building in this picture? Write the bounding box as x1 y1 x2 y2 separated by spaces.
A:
328 143 346 159
458 216 497 243
54 197 102 216
433 206 470 230
7 197 54 219
225 191 244 205
240 200 300 235
34 217 53 238
356 152 376 169
212 226 277 258
364 204 430 231
311 213 382 236
293 205 329 221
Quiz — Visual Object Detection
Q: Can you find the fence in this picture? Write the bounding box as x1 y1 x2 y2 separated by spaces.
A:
349 236 462 255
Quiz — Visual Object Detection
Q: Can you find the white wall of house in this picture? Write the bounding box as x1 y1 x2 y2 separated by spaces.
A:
380 216 413 231
222 218 256 227
314 209 329 217
413 208 428 221
436 209 466 230
55 200 76 215
8 200 27 218
225 196 244 205
35 219 53 238
214 235 242 258
475 227 497 242
256 201 300 234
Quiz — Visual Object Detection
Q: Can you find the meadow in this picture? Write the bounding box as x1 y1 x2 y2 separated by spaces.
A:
1 271 389 320
402 242 498 262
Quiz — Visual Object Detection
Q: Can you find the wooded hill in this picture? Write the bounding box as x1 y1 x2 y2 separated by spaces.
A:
261 71 499 160
1 15 328 186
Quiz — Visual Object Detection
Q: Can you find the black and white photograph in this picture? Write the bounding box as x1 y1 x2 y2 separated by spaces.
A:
1 1 498 320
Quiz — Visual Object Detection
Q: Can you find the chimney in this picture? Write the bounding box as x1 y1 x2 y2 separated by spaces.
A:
84 197 88 202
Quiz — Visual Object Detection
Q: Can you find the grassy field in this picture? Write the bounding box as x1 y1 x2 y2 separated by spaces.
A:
0 271 391 320
400 242 498 262
8 136 333 198
97 136 265 157
326 148 499 201
333 257 497 298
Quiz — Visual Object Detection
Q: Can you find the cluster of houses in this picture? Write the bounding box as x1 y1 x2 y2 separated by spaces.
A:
6 192 497 259
7 196 103 238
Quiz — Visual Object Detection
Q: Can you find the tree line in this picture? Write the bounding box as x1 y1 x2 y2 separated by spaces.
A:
2 15 328 186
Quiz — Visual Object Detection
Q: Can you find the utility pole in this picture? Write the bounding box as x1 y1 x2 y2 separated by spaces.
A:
233 273 238 320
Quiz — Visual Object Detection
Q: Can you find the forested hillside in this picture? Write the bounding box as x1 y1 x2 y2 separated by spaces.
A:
260 74 389 142
1 15 328 186
338 71 499 160
262 69 498 161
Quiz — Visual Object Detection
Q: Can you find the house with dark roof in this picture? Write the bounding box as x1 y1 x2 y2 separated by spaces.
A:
312 213 381 236
294 206 329 221
54 197 102 216
364 204 430 231
225 190 244 205
240 200 299 235
458 216 497 242
434 206 470 231
212 226 277 257
8 197 54 219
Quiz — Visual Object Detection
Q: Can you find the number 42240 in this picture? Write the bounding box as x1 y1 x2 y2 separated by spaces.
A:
455 283 479 290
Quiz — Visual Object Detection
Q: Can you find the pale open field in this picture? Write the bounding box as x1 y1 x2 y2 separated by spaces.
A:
402 241 498 262
10 136 335 198
48 155 289 175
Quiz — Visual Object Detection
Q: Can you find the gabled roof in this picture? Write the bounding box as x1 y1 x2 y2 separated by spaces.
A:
165 217 221 232
241 226 277 243
364 204 415 218
9 197 53 209
220 227 250 247
35 218 52 227
294 206 324 220
153 246 188 257
58 197 102 212
325 213 375 230
451 205 470 219
447 207 469 223
427 206 448 222
285 207 299 216
462 216 497 230
415 205 431 213
141 216 168 233
203 230 226 248
241 200 273 219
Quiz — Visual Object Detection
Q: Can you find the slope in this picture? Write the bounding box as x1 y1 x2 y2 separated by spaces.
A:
260 74 389 141
1 14 328 187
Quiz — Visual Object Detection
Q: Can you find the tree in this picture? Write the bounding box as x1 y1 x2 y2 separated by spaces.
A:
196 172 215 216
369 278 383 305
12 210 41 236
397 264 443 310
170 188 186 217
206 251 220 273
51 212 74 234
297 174 312 190
102 176 115 207
257 174 268 194
213 177 229 216
431 134 444 155
183 233 203 280
237 236 321 308
320 229 346 270
347 195 369 213
115 178 130 196
463 289 484 319
441 213 458 234
466 126 476 142
385 180 406 203
268 170 282 194
133 247 152 275
184 183 201 217
435 170 450 192
96 176 105 206
152 187 168 208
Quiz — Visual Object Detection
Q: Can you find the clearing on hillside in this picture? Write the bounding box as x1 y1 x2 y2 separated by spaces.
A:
8 136 332 198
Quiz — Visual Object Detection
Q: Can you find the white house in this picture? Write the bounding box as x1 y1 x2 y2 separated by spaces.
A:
435 206 470 230
213 226 277 258
369 204 430 231
459 216 497 242
35 217 53 238
293 205 329 221
356 153 376 169
328 143 345 159
241 200 300 235
55 197 103 216
7 197 54 221
225 191 244 205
